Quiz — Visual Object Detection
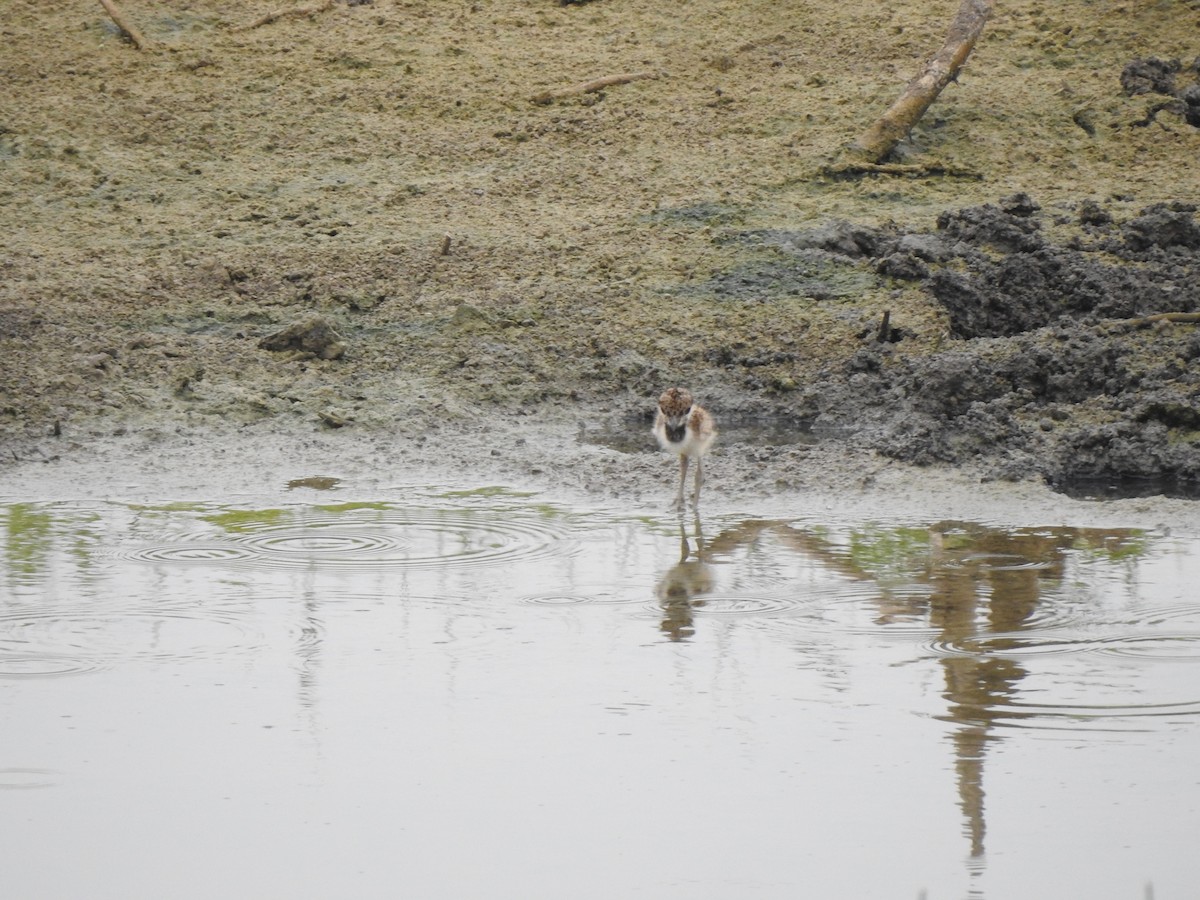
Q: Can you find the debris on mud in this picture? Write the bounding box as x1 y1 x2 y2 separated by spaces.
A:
257 315 347 361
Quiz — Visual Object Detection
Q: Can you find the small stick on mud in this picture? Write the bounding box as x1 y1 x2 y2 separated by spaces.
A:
840 0 992 164
98 0 152 51
875 310 892 343
822 160 983 180
531 71 657 105
235 0 335 32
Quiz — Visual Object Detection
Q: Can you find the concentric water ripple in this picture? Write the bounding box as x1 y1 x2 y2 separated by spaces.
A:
923 628 1200 662
520 586 636 606
1102 633 1200 662
522 593 597 606
119 509 575 571
1124 604 1200 627
814 583 940 634
994 698 1200 721
943 695 1200 733
941 552 1056 572
689 594 807 617
0 654 105 678
0 609 260 668
238 526 411 565
923 633 1092 658
119 543 259 565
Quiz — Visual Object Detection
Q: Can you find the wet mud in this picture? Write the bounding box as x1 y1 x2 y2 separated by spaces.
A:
755 197 1200 487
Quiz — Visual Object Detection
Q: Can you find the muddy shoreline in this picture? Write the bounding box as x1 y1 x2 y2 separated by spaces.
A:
6 412 1199 538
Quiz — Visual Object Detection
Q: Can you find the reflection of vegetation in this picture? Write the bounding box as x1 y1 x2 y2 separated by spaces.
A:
805 521 1149 583
199 497 566 535
127 501 281 535
842 525 932 581
128 501 209 514
313 502 390 515
1071 532 1148 561
768 518 1151 870
827 522 1151 580
1 503 104 585
201 507 287 532
2 503 54 581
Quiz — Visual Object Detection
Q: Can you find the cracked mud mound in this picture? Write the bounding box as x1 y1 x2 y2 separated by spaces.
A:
779 198 1200 488
928 199 1200 339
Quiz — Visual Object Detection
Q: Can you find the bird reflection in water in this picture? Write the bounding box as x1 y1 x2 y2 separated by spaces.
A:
655 516 714 641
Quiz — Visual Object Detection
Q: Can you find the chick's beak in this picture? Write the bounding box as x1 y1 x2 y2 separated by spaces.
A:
664 414 689 443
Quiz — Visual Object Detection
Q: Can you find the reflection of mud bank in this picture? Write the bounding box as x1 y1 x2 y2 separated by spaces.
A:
751 197 1200 488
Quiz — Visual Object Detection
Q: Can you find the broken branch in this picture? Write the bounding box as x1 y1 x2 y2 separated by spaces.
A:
821 160 983 180
235 0 335 32
531 71 657 105
875 310 892 343
98 0 151 51
842 0 992 164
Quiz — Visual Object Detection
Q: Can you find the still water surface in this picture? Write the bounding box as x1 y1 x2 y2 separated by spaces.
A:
2 488 1199 899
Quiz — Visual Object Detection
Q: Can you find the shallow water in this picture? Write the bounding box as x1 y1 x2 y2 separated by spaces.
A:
2 489 1199 899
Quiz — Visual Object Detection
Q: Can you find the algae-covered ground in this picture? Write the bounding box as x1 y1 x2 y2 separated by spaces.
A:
2 0 1199 504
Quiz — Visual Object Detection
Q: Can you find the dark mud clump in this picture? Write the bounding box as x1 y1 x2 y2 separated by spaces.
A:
1120 57 1182 97
258 315 348 361
1120 56 1200 127
927 198 1200 338
772 196 1200 490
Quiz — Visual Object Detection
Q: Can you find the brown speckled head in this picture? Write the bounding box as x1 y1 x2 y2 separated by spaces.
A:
658 387 694 420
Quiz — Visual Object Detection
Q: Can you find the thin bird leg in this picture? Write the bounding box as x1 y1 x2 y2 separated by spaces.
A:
676 454 689 508
693 456 704 506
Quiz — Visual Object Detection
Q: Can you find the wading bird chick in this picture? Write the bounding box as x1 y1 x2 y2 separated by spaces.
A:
653 387 718 508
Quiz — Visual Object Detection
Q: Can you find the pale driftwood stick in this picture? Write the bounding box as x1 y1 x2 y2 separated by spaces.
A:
842 0 992 164
531 72 657 105
235 0 335 31
98 0 151 51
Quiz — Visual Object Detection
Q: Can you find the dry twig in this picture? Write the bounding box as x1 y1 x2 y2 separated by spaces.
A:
821 160 982 180
842 0 992 164
531 71 657 105
875 310 892 343
98 0 152 51
236 0 335 32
